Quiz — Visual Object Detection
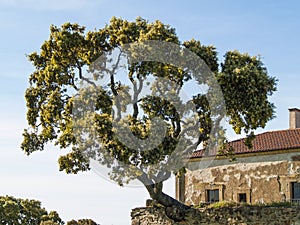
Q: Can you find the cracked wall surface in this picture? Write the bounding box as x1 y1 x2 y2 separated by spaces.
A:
182 151 300 205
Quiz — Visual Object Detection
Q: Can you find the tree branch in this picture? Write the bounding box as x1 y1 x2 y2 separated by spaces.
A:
108 49 123 121
77 63 97 88
131 75 144 119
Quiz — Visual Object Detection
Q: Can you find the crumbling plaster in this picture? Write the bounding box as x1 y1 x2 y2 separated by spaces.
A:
183 152 300 205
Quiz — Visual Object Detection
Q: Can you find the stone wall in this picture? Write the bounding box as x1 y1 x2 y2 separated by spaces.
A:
131 206 300 225
182 158 300 205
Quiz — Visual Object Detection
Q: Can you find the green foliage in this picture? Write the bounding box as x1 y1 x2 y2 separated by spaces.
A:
40 221 60 225
66 219 99 225
0 196 63 225
219 51 277 134
194 201 297 209
208 201 240 208
194 202 209 208
201 201 295 209
22 17 277 191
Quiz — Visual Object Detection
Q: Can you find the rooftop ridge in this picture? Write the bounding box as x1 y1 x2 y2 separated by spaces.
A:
191 128 300 158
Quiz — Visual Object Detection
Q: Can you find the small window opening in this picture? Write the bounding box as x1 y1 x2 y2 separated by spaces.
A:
238 193 247 203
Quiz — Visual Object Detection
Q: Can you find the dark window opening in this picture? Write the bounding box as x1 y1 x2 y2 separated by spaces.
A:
292 182 300 200
207 189 219 203
238 193 247 203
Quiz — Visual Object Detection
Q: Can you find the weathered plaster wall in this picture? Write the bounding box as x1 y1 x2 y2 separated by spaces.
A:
187 151 300 170
184 158 300 205
131 206 300 225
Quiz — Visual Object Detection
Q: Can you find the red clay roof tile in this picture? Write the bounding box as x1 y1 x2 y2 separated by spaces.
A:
190 128 300 159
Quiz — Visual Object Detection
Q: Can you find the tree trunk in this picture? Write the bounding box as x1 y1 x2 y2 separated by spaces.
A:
144 182 190 222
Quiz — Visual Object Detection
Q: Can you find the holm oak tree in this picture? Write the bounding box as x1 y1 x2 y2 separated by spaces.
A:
22 17 277 220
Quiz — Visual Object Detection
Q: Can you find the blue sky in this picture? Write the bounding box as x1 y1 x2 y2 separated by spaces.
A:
0 0 299 224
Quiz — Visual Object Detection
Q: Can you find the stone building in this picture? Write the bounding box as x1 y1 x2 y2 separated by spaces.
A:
176 108 300 206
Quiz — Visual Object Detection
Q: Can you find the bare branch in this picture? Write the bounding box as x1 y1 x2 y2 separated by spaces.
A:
109 48 124 121
70 76 79 91
131 74 144 119
77 62 97 88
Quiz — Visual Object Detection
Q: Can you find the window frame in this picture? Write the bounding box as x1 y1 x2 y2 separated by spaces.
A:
206 189 220 203
291 182 300 201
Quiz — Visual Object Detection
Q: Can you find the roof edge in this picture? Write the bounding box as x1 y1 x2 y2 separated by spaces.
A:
289 108 300 112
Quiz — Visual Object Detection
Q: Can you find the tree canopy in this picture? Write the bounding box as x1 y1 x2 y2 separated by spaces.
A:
22 17 277 219
66 219 99 225
0 195 63 225
0 195 100 225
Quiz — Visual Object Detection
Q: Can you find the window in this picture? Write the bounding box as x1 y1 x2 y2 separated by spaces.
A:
238 193 247 203
292 182 300 200
207 189 219 203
